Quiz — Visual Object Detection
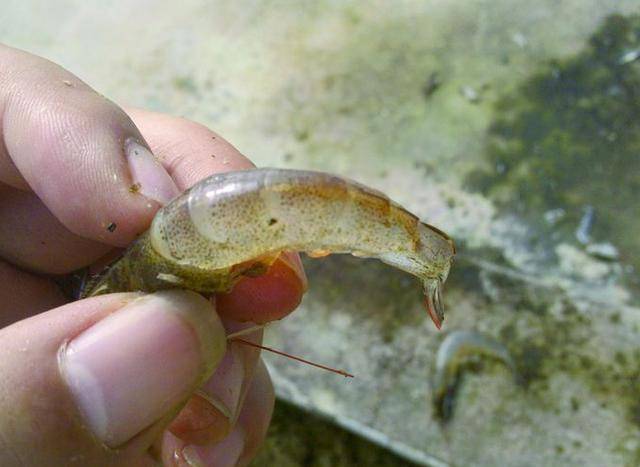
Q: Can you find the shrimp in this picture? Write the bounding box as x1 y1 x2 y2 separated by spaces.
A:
432 330 515 421
83 168 455 328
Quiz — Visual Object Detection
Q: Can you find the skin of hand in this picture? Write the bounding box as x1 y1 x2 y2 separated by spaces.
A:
0 44 307 466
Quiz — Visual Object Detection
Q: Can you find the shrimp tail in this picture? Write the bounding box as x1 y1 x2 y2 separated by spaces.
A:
423 279 445 329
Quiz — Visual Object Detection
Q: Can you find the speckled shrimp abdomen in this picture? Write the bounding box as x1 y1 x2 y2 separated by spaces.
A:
84 168 455 327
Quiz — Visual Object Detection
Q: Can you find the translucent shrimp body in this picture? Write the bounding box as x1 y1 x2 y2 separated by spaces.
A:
84 169 455 326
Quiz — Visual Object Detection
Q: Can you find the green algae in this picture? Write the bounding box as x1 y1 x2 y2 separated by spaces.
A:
474 269 640 434
172 75 198 94
467 14 640 278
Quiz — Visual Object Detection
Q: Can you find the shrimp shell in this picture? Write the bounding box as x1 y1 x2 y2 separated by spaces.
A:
83 168 455 326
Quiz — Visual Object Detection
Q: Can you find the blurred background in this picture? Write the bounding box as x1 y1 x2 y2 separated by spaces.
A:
3 1 639 465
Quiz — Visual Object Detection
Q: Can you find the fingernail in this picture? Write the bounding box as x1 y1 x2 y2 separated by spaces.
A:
59 291 226 447
279 251 308 291
201 320 263 426
125 138 179 204
182 426 245 467
169 321 261 445
200 343 245 422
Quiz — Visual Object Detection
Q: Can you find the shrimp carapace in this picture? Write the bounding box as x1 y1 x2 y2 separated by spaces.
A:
83 168 455 328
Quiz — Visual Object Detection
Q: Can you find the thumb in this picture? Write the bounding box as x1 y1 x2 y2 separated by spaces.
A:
0 290 226 466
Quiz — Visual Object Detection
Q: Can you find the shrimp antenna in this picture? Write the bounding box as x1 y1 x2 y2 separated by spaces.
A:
226 325 354 378
230 337 354 378
226 325 266 340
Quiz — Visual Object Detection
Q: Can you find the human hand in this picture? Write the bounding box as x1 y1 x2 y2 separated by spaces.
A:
0 44 307 466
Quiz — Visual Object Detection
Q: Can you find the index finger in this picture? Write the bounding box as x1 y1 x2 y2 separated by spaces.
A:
0 44 177 247
0 45 306 323
0 45 248 272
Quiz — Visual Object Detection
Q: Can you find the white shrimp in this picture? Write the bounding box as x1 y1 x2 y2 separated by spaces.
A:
83 168 456 328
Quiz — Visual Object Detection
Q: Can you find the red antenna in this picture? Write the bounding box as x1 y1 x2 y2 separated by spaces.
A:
231 338 354 378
